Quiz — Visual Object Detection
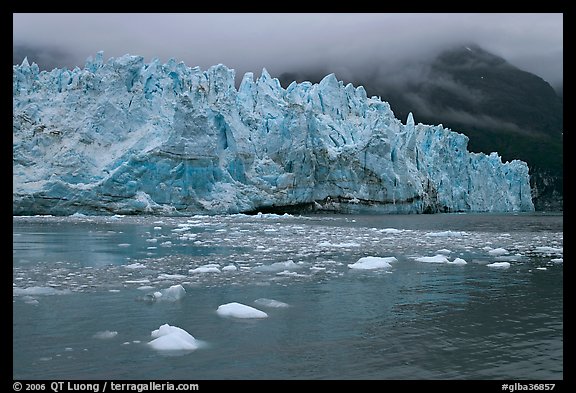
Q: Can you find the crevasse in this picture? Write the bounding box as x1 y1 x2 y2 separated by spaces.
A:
12 53 534 215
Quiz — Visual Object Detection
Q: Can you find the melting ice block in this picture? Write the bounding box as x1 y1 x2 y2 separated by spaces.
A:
348 256 398 270
254 298 290 308
414 255 450 263
486 262 511 269
148 324 200 351
216 302 268 319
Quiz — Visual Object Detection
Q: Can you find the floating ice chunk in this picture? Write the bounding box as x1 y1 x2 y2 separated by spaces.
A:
137 285 155 290
148 324 200 351
436 249 452 254
414 255 450 263
189 264 221 274
22 296 39 304
216 302 268 319
495 255 522 261
13 286 71 296
551 258 563 263
124 279 150 284
318 241 361 248
488 248 509 256
348 256 397 270
254 298 290 308
536 267 547 271
118 243 131 247
222 264 238 271
157 284 186 301
157 273 187 280
153 226 162 230
486 262 511 269
447 258 467 265
125 263 146 269
276 271 299 276
93 330 118 339
253 260 299 272
426 231 467 237
533 246 563 255
381 228 402 234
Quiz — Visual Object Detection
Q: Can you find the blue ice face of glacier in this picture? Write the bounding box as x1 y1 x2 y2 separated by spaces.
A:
12 54 534 215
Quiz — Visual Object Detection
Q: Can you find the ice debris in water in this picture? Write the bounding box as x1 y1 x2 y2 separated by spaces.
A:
124 263 146 269
253 260 300 272
13 286 71 296
189 264 221 274
414 255 451 263
426 231 468 237
486 262 511 269
254 298 290 308
148 324 200 351
488 248 509 256
93 330 118 339
140 284 186 303
216 302 268 319
533 246 563 255
348 256 398 270
447 258 467 265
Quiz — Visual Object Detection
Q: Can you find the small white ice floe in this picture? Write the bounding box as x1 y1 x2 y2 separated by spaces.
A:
189 264 221 274
533 246 563 254
253 260 299 272
426 231 467 237
13 286 71 296
488 248 509 256
536 267 547 271
486 262 511 269
414 255 450 263
222 264 238 271
157 273 187 280
447 258 467 265
254 298 290 308
154 284 186 301
148 324 201 351
348 256 398 270
317 241 361 248
551 258 563 264
93 330 118 339
436 249 452 254
380 228 402 234
216 302 268 319
124 263 146 269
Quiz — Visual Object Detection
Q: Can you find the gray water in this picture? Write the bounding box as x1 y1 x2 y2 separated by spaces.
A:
13 213 563 380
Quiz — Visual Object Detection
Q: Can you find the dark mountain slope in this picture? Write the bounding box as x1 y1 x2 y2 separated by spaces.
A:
278 44 563 211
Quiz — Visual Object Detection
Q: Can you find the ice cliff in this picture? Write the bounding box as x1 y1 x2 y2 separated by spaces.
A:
13 53 534 215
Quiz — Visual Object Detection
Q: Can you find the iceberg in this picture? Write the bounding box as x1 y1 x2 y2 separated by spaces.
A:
13 54 534 215
254 298 290 308
348 256 397 270
414 255 451 263
148 324 200 351
216 302 268 319
486 262 511 269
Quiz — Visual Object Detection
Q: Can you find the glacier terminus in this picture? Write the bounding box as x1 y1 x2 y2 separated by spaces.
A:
13 53 534 215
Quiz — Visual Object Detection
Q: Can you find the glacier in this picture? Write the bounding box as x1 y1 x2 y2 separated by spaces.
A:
13 53 534 215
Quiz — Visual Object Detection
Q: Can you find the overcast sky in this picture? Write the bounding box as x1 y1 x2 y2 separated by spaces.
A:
13 13 563 90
